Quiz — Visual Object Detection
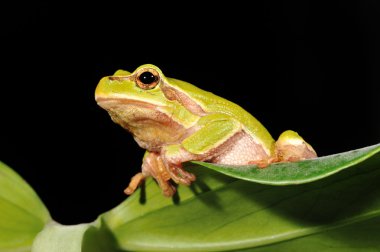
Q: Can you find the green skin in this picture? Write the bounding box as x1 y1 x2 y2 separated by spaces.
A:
95 64 317 196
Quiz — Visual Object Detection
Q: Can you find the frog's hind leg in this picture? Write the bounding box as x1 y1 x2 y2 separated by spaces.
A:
275 130 317 162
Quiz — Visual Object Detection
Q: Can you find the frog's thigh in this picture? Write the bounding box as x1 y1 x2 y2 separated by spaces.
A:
182 117 241 155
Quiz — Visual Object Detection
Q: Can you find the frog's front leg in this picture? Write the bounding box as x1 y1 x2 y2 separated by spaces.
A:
124 151 176 197
160 144 197 186
160 115 242 188
127 115 242 197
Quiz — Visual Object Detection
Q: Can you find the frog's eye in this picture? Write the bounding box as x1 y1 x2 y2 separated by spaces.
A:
136 68 160 90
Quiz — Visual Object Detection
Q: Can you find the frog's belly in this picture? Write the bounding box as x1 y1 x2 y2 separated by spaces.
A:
211 131 271 165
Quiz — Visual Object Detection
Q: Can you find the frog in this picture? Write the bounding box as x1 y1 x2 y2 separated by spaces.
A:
95 64 317 197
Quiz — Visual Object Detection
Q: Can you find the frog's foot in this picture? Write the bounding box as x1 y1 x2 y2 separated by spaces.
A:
141 152 176 197
166 163 196 186
275 130 317 162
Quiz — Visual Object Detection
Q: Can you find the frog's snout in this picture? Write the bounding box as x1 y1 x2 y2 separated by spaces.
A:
94 76 109 101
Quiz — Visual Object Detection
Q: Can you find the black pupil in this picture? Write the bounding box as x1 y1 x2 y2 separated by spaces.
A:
139 71 157 85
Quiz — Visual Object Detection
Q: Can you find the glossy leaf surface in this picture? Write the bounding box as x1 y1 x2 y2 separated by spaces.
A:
102 144 380 251
0 162 50 252
3 144 380 251
193 143 380 185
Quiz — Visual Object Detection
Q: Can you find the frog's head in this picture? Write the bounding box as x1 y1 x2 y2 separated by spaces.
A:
95 64 170 107
95 64 206 116
95 64 205 142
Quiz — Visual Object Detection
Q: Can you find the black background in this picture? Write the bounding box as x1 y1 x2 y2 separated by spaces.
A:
1 2 379 225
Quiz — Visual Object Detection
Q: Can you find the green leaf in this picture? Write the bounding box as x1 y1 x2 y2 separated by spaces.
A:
2 144 380 251
192 143 380 185
31 222 91 252
237 216 380 251
101 143 380 251
0 162 50 252
31 220 121 252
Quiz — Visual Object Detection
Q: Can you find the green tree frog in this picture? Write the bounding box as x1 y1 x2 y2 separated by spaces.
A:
95 64 317 197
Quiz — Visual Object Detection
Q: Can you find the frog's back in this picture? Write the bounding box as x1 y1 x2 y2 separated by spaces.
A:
167 77 275 151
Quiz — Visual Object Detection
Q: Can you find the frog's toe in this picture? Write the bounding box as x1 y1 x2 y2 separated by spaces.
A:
248 160 270 168
158 180 177 197
124 172 145 195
